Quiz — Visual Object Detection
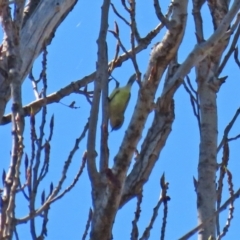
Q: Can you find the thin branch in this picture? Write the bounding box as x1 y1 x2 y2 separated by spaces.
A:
91 0 110 178
179 188 240 240
216 142 229 235
217 167 234 239
131 189 143 240
2 19 165 125
38 206 50 239
121 0 130 13
218 23 240 75
192 0 206 43
182 78 201 131
228 133 240 141
153 0 171 29
17 121 89 224
49 122 89 201
29 68 41 100
139 174 170 240
128 0 141 43
110 3 130 26
234 46 240 67
128 0 141 82
217 107 240 153
1 0 26 237
109 21 120 73
82 208 93 240
50 151 87 203
162 0 240 97
47 114 54 142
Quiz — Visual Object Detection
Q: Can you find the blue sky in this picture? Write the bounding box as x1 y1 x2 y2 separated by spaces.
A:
1 1 240 239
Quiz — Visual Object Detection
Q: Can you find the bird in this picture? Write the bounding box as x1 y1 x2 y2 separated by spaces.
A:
109 73 136 131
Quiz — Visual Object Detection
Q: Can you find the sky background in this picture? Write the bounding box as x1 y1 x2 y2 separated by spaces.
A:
0 1 240 239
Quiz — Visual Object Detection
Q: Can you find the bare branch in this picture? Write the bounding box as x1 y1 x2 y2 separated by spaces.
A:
217 167 234 239
131 189 143 240
218 23 240 75
216 142 230 235
139 174 170 240
179 188 240 240
163 0 240 97
87 0 111 183
114 0 187 192
82 208 93 240
121 0 130 13
0 0 26 237
110 3 130 26
153 0 171 29
192 0 206 43
17 120 89 224
183 78 201 132
0 73 95 125
228 133 240 141
128 0 141 43
0 0 80 122
1 18 166 126
234 46 240 67
50 151 87 203
217 107 240 152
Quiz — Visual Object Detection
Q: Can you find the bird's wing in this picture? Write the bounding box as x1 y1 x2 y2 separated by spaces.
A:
108 88 120 102
122 92 131 113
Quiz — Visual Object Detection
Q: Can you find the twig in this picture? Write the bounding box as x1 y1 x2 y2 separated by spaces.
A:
14 227 20 240
47 114 54 142
234 46 240 67
183 78 201 132
179 188 240 240
29 68 41 100
128 0 141 82
109 21 120 73
218 23 240 75
17 121 89 224
153 0 171 29
160 174 169 240
38 206 50 239
49 121 89 201
217 167 234 239
82 208 93 240
121 0 130 13
50 151 87 203
217 107 240 152
228 133 240 141
139 174 170 240
37 140 50 183
77 87 94 99
30 44 48 240
216 142 229 235
129 0 141 42
110 3 130 26
131 189 143 240
2 20 165 126
162 0 240 97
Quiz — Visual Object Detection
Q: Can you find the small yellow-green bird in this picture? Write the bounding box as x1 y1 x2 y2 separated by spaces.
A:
109 73 136 131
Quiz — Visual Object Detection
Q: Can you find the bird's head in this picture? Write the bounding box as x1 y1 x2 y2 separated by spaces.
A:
110 116 125 131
